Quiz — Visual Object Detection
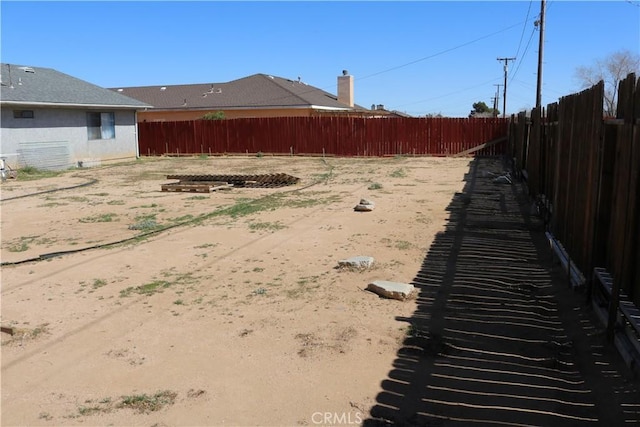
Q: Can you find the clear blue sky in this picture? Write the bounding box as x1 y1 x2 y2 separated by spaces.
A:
1 1 638 117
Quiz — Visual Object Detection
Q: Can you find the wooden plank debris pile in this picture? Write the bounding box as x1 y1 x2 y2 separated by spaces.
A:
161 173 300 192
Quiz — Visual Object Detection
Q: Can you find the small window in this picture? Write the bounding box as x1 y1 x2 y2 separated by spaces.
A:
13 110 34 119
87 112 115 140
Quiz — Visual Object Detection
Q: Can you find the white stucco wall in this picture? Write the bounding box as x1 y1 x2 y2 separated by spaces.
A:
0 106 139 170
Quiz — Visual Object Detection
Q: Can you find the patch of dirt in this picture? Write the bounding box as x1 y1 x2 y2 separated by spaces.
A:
1 155 476 425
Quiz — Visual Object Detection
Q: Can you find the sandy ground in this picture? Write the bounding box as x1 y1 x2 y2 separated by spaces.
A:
1 155 474 426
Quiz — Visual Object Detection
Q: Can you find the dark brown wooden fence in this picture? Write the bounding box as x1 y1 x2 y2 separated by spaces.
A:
138 117 508 157
511 73 640 327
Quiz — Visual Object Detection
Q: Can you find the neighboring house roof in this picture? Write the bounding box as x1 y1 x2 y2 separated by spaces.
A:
111 74 367 111
389 110 413 118
0 63 150 109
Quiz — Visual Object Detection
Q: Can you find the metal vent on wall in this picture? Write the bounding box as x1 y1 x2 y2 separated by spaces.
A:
17 141 72 171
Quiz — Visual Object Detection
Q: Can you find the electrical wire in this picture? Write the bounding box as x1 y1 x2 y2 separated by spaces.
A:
390 76 503 110
356 21 527 82
509 1 554 88
240 18 536 109
508 25 537 85
513 0 534 61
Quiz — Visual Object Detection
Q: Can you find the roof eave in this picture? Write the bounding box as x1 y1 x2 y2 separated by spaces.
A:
140 105 349 112
0 100 152 109
310 105 355 111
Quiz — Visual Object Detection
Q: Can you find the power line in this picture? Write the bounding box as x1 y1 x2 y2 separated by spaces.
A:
389 76 502 110
184 17 537 114
509 25 537 84
514 0 534 60
510 1 554 88
547 1 555 13
507 1 547 108
357 20 529 82
511 78 563 97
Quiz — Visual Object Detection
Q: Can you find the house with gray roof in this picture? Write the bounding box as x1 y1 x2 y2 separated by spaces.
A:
0 63 150 170
112 72 390 122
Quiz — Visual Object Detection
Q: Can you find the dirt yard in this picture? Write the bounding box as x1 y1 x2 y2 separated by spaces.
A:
1 155 478 426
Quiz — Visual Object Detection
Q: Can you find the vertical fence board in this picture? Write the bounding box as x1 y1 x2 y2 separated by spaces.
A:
583 83 604 277
593 123 618 272
552 99 570 247
545 103 558 201
608 124 632 292
624 124 640 304
528 107 541 196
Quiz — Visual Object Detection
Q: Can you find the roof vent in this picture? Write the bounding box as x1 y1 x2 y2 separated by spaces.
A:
117 88 123 92
160 87 167 91
19 67 35 73
267 75 274 79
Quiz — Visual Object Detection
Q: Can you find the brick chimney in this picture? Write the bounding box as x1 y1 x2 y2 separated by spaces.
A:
337 70 354 107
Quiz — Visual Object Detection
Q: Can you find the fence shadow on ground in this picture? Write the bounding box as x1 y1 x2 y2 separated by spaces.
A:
363 157 640 426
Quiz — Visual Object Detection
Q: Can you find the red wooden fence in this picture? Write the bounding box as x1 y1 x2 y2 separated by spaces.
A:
138 117 508 157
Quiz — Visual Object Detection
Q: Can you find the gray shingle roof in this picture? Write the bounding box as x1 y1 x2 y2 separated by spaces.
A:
0 63 150 108
111 74 364 110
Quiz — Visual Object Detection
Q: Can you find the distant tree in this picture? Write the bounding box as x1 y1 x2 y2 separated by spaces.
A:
472 101 491 113
202 111 225 120
425 112 444 118
574 49 640 116
470 101 499 117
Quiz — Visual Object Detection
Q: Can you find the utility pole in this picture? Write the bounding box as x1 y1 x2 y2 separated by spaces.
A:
535 0 546 109
497 57 516 118
493 84 502 116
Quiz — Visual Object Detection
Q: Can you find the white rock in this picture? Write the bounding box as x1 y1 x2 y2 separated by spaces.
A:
354 199 375 211
366 280 416 301
338 256 375 269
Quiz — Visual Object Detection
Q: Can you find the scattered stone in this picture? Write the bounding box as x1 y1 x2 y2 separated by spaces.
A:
492 173 513 184
338 256 375 270
354 199 375 212
366 280 416 301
